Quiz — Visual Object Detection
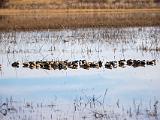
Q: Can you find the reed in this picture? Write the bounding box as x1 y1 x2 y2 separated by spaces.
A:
3 0 160 9
0 92 159 120
0 9 159 31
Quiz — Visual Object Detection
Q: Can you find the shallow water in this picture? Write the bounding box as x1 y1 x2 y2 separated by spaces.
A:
0 27 160 119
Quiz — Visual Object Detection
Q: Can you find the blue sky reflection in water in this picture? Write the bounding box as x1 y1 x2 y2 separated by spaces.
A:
0 27 160 106
0 66 160 105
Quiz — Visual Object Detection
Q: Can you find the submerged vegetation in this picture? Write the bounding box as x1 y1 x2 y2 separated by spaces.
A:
0 91 159 120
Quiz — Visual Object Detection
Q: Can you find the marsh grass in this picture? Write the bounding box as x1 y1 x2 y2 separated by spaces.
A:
0 91 159 120
0 27 159 64
0 10 160 31
4 0 160 9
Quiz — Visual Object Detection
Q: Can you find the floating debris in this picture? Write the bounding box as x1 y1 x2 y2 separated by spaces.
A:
11 59 156 70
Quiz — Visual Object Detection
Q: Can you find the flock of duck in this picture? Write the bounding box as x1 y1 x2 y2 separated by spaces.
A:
11 59 156 70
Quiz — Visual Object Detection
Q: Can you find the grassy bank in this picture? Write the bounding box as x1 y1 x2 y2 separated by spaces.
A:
1 0 160 9
0 8 160 15
0 8 160 31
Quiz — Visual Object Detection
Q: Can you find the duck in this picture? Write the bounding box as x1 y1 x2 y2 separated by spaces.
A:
36 63 41 68
29 61 36 66
63 60 68 65
71 61 79 69
12 61 20 68
81 60 87 64
98 61 103 68
79 60 87 66
80 62 90 70
89 62 99 68
58 62 67 70
65 60 81 69
118 59 125 67
146 60 156 65
132 60 140 67
23 62 29 67
36 61 43 65
139 60 145 67
69 64 78 69
66 61 72 67
110 61 117 68
72 60 79 64
42 62 52 70
127 59 133 66
29 65 36 69
51 61 59 70
29 61 36 69
39 61 48 68
105 62 112 69
71 61 79 67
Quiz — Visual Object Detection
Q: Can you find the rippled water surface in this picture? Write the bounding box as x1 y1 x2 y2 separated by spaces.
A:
0 27 160 120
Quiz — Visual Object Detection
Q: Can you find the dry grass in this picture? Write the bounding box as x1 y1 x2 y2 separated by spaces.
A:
8 0 66 4
2 0 159 9
0 8 160 15
0 8 159 31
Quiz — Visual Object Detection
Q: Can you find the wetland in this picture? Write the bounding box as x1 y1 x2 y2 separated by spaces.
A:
0 26 160 120
0 1 160 118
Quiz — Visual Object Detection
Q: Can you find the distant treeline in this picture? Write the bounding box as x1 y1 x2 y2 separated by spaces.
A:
1 0 160 9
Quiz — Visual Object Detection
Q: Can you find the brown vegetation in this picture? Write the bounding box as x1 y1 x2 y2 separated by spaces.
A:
0 9 159 31
0 0 159 31
1 0 160 9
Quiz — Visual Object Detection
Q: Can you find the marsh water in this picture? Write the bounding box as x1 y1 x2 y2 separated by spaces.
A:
0 27 160 120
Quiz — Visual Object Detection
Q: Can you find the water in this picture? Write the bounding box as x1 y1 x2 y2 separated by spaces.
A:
0 27 160 120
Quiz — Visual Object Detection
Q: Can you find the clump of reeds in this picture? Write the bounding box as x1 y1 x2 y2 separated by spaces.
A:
0 92 159 120
4 0 160 9
0 10 160 31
